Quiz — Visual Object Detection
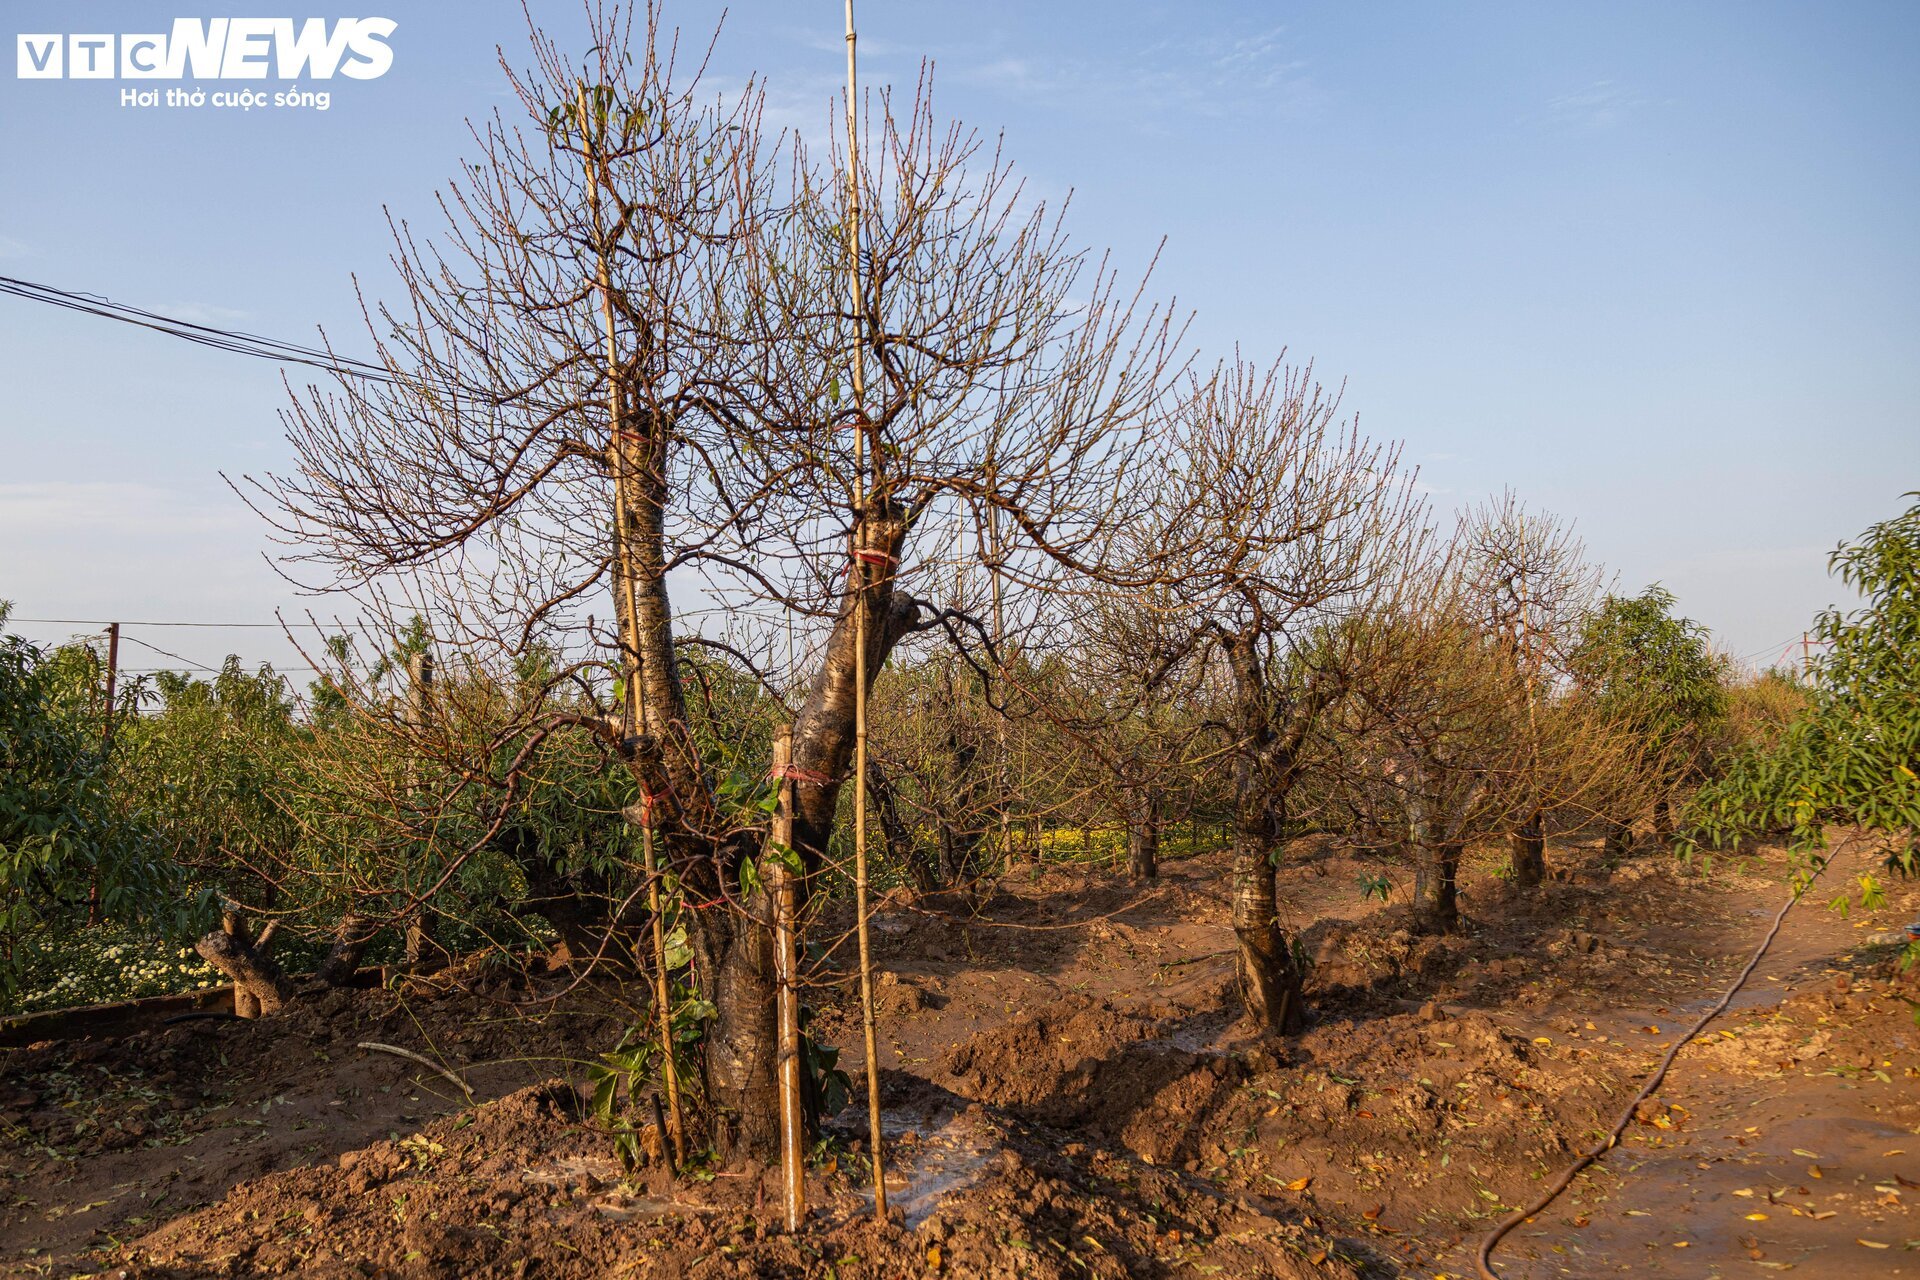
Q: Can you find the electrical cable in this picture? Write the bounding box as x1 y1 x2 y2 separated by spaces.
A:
0 274 392 381
8 617 283 629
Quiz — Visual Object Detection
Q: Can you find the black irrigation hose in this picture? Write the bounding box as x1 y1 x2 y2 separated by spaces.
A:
1475 866 1824 1279
161 1011 239 1026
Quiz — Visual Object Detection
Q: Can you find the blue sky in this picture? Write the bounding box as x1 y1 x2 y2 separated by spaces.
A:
2 1 1914 677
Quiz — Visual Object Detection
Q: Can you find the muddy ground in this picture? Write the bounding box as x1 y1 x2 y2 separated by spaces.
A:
2 837 1916 1279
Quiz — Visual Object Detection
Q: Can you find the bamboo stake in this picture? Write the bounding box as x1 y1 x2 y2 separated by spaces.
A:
579 81 685 1164
770 726 806 1230
403 651 438 972
841 0 888 1222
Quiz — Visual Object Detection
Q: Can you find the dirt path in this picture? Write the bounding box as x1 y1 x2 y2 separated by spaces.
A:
1472 841 1919 1279
826 837 1919 1279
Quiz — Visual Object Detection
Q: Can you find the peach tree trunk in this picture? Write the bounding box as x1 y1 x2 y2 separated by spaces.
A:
696 505 916 1158
1509 810 1545 889
1126 789 1160 881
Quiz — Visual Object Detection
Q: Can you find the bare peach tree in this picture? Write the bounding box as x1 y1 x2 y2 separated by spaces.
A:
1136 357 1421 1034
1326 537 1644 934
1456 491 1607 887
1035 574 1219 881
248 4 1179 1154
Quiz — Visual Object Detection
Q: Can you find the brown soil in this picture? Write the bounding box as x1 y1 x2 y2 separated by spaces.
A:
2 838 1915 1279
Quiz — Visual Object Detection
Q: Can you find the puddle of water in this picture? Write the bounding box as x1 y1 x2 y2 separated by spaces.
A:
523 1156 722 1221
860 1107 1000 1227
1135 1010 1248 1057
521 1153 623 1187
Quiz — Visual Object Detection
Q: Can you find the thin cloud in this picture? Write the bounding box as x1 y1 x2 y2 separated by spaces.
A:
957 25 1320 130
1546 80 1647 131
0 481 251 537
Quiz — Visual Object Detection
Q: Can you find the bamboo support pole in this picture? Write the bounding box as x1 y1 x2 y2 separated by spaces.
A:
578 81 684 1163
842 0 888 1221
770 727 806 1231
403 650 441 972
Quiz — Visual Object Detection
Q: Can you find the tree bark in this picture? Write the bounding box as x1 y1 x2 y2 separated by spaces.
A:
197 921 293 1016
316 914 374 987
404 910 445 975
700 895 779 1159
1510 810 1545 889
1410 837 1463 934
1126 790 1160 881
787 501 915 867
1231 830 1305 1033
699 500 919 1159
1220 629 1310 1035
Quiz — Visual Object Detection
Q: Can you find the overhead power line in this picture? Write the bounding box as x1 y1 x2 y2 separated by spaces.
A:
9 617 285 628
0 274 395 384
0 273 578 415
118 633 226 673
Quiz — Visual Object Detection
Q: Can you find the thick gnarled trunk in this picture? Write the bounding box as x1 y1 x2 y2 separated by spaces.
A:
1509 811 1545 889
1232 832 1305 1034
1220 629 1310 1035
1126 789 1160 881
315 914 374 987
787 503 914 863
694 502 918 1158
697 894 780 1158
1409 802 1463 933
197 915 293 1016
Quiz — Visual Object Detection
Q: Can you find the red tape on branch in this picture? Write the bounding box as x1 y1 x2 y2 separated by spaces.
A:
770 764 833 785
624 791 665 825
851 548 896 566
